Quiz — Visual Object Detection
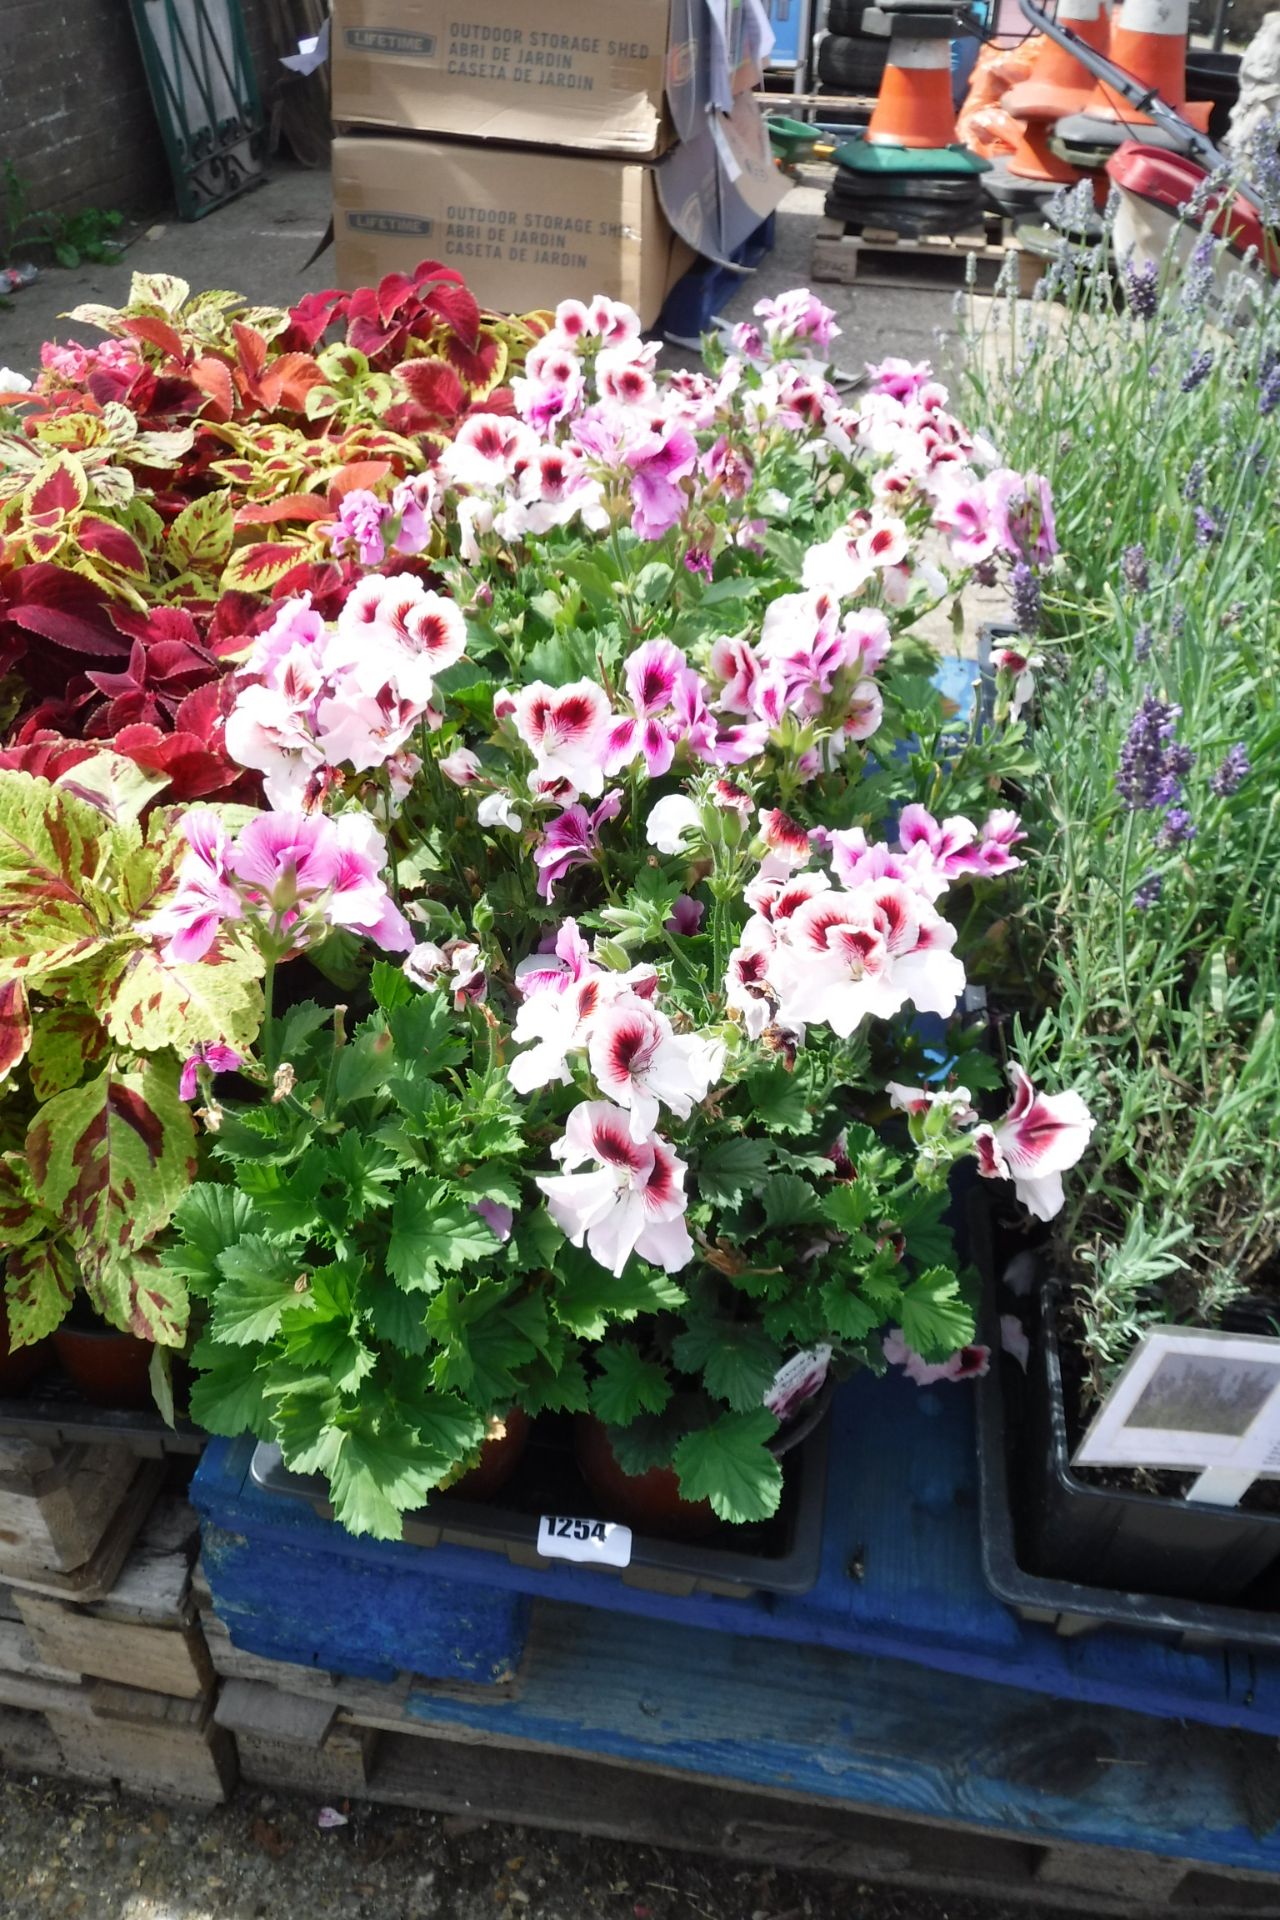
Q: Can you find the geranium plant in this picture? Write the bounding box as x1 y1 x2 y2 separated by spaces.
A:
147 281 1091 1537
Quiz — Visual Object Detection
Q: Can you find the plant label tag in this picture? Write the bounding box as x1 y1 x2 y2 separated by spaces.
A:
764 1345 832 1420
536 1514 633 1568
1074 1325 1280 1506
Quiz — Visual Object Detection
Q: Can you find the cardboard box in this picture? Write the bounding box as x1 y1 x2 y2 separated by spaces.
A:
330 0 775 157
332 136 695 326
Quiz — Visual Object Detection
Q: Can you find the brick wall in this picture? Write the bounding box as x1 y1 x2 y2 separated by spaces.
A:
0 0 278 231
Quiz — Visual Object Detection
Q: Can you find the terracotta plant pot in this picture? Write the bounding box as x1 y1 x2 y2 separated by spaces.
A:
0 1314 50 1399
445 1406 532 1502
52 1322 154 1411
574 1415 718 1540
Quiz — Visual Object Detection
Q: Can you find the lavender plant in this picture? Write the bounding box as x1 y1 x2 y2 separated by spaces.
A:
961 205 1280 1404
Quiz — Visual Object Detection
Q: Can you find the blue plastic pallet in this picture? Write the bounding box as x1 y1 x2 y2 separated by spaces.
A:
193 1362 1280 1734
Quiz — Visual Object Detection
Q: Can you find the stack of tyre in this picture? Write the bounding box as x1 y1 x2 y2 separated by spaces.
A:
816 0 889 102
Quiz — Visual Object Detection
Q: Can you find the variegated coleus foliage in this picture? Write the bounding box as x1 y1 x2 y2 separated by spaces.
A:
0 757 263 1350
0 263 547 800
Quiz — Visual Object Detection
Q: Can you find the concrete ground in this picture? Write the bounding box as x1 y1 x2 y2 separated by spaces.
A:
0 163 1027 1918
0 1773 1079 1920
0 163 962 378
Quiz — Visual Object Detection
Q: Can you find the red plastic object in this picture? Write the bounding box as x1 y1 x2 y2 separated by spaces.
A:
1106 142 1279 273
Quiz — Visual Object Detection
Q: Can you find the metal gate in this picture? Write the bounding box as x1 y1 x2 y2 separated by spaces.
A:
129 0 267 221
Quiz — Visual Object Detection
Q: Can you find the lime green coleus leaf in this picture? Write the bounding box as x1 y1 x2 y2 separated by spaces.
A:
26 1060 197 1335
98 936 265 1056
898 1265 975 1363
0 978 32 1083
672 1408 784 1523
0 1153 57 1251
0 773 114 985
4 1238 77 1348
26 1007 108 1100
54 750 169 826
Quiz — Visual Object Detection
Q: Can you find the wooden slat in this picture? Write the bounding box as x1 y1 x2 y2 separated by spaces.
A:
810 215 1041 296
0 1446 136 1573
0 1617 81 1687
235 1724 379 1796
0 1703 64 1773
17 1593 215 1701
214 1677 336 1748
0 1461 163 1604
46 1702 238 1805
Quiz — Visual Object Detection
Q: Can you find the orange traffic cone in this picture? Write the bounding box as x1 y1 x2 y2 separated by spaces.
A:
1003 0 1110 182
867 33 958 148
1076 0 1212 130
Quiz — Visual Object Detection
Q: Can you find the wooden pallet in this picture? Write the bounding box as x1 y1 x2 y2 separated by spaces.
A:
0 1435 164 1603
0 1497 236 1805
811 216 1044 295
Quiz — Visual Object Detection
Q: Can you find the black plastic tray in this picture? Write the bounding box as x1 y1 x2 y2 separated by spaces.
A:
974 1217 1280 1649
0 1378 205 1457
250 1405 832 1600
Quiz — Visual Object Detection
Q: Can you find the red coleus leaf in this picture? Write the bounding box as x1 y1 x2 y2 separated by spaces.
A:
77 517 149 575
190 356 235 420
346 290 397 361
87 363 157 413
376 271 419 327
25 452 89 524
281 289 348 353
0 732 98 781
257 352 326 413
447 332 504 394
3 564 128 656
108 604 203 650
122 314 188 361
268 557 359 618
327 461 393 505
232 321 270 387
418 274 482 351
113 723 237 801
234 493 332 527
395 358 466 422
0 980 33 1083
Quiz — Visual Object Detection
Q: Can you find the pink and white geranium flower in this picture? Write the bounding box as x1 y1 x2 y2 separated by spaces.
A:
534 792 624 901
537 1100 693 1276
883 1327 990 1386
603 640 687 778
587 1000 724 1141
511 680 613 798
973 1065 1095 1222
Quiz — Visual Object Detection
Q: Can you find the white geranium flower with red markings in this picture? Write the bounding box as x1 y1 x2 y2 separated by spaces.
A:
587 1000 724 1142
537 1101 693 1276
973 1066 1095 1222
768 878 964 1036
440 413 539 491
511 680 613 798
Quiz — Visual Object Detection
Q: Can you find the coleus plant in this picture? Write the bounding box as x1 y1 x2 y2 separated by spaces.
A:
0 264 546 801
0 753 265 1360
151 287 1092 1537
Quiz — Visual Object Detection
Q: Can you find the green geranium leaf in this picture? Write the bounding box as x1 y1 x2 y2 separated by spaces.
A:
819 1279 887 1341
745 1063 815 1136
695 1137 773 1206
334 1025 395 1106
387 1176 498 1292
187 1343 272 1438
590 1343 673 1426
213 1237 305 1345
371 959 415 1011
893 1186 957 1271
325 1422 445 1540
388 992 467 1081
673 1319 780 1414
898 1264 974 1363
167 1183 260 1296
672 1408 783 1522
761 1172 825 1230
519 1352 590 1416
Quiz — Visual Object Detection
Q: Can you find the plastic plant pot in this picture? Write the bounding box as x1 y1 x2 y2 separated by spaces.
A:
445 1407 533 1503
0 1313 50 1398
52 1321 154 1411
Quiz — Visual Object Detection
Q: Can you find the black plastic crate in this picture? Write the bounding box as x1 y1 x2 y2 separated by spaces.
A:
974 1206 1280 1648
250 1403 831 1600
